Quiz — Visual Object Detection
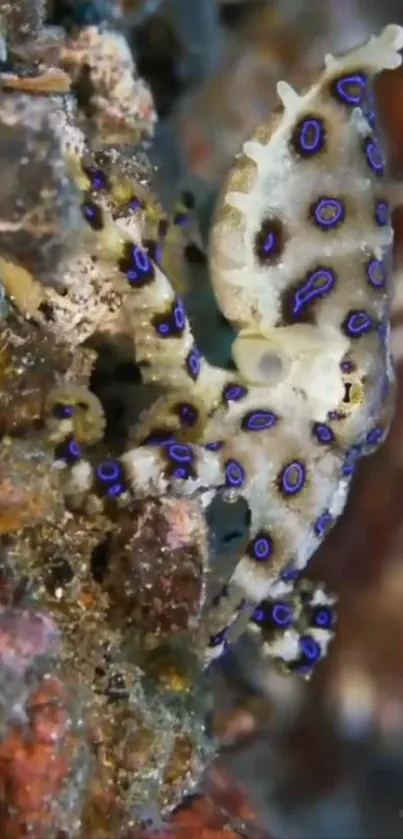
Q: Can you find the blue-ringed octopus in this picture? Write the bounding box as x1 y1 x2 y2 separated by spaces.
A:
52 24 403 679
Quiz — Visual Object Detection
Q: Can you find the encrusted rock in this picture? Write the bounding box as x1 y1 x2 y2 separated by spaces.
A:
105 497 209 647
0 92 83 289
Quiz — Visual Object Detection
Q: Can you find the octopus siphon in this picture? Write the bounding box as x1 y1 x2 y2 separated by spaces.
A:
48 23 403 679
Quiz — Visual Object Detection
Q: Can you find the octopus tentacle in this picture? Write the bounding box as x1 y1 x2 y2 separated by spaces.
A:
76 180 232 407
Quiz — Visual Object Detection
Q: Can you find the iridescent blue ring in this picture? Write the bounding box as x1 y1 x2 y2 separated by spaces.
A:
334 72 367 106
96 461 121 482
313 423 335 444
314 511 333 538
292 268 336 314
299 635 321 662
272 603 294 627
225 459 246 488
298 118 324 154
223 383 248 402
280 461 306 495
375 200 390 227
343 310 373 337
365 138 385 175
313 198 345 229
167 442 193 463
185 346 201 379
241 410 278 431
251 534 273 561
367 258 386 289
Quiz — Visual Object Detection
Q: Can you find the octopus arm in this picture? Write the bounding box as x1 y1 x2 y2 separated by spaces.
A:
78 188 231 403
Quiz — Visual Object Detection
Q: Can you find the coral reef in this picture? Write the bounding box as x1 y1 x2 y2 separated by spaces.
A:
0 2 402 836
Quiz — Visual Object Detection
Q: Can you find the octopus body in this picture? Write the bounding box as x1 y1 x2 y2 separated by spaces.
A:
50 24 403 677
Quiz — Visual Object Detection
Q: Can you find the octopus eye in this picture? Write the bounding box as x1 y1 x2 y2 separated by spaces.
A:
278 461 306 496
291 115 326 157
310 197 345 230
96 460 126 496
204 441 224 451
254 218 286 264
342 309 374 338
241 410 278 431
366 426 384 446
313 511 333 538
310 605 335 630
224 459 246 488
185 345 201 380
375 200 390 227
176 402 198 427
367 257 387 289
52 403 74 419
54 437 81 465
330 72 367 106
247 530 274 562
222 383 248 403
253 600 294 628
340 359 355 373
312 422 335 445
364 137 385 176
81 196 104 231
152 298 187 337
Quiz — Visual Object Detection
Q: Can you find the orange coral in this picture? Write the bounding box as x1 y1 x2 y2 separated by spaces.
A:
0 676 81 839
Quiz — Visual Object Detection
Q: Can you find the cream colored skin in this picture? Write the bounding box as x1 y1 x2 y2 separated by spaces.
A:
58 25 402 674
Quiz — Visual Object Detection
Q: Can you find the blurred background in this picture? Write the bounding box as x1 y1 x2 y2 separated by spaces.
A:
49 2 403 838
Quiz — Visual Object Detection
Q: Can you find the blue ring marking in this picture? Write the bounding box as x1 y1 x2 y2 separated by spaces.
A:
249 532 273 562
299 634 321 662
375 200 390 227
241 410 278 431
225 459 246 488
298 117 325 154
311 605 334 630
364 138 385 176
312 198 345 229
153 298 187 337
177 403 198 427
53 404 74 419
96 461 122 482
272 603 294 627
280 461 306 495
366 426 384 446
367 257 387 289
343 310 374 338
292 267 336 314
166 442 193 463
333 72 367 106
223 383 248 403
54 437 81 465
312 422 335 445
314 511 333 538
185 345 202 380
